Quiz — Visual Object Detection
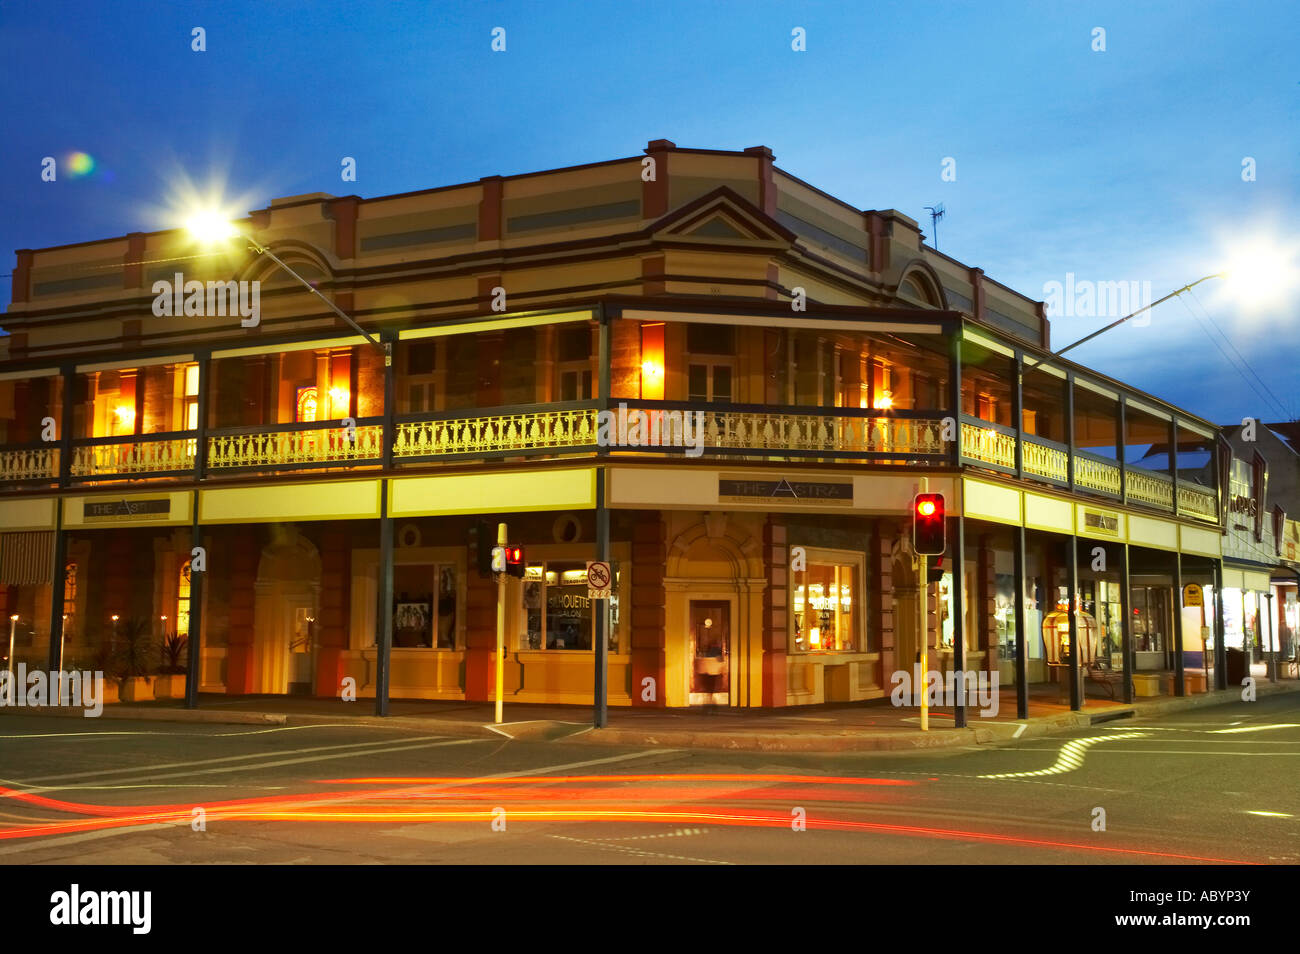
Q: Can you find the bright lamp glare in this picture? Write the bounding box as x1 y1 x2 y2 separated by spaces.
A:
185 211 239 244
1217 237 1300 312
917 501 936 517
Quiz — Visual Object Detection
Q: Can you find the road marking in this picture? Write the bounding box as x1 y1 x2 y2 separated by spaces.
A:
0 723 436 742
545 833 731 865
1012 723 1027 738
1211 724 1300 734
0 822 176 857
978 732 1148 779
14 738 485 793
1245 810 1294 818
3 734 464 786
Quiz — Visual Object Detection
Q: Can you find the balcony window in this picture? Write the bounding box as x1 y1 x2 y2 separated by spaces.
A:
1124 403 1172 474
1021 365 1066 443
0 372 62 445
556 327 594 402
400 340 443 414
961 341 1013 428
1073 383 1119 460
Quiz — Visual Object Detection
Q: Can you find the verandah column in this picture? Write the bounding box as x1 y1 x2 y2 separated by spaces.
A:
1120 543 1134 704
1212 561 1227 690
1013 523 1028 719
1067 534 1082 710
45 500 67 673
1173 551 1186 697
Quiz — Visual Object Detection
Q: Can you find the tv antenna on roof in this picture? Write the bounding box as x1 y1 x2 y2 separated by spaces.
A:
924 204 945 250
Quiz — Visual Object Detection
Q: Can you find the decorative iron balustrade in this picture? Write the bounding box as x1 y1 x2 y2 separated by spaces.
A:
0 406 1225 530
0 446 59 482
393 410 596 459
71 439 194 477
693 410 947 456
1178 484 1219 521
1023 439 1071 483
961 423 1016 469
1073 454 1121 495
1126 468 1174 509
208 425 385 469
0 444 58 480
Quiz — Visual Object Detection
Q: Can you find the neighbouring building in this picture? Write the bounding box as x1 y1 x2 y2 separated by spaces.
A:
2 139 1295 718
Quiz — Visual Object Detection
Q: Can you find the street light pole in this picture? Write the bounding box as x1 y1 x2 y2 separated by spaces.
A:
242 235 384 354
1042 273 1224 364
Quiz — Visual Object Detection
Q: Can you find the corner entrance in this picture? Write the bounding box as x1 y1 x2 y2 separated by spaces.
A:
689 600 730 706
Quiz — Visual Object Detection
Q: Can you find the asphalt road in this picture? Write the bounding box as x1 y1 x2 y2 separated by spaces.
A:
0 694 1296 865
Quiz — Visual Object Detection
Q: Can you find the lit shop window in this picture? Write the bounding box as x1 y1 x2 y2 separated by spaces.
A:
791 557 859 653
392 564 459 649
521 562 620 652
176 560 191 638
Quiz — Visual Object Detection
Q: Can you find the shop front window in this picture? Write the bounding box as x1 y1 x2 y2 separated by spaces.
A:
522 562 620 652
791 554 860 653
392 564 458 649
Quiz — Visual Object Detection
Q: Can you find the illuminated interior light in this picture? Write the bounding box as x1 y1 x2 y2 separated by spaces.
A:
114 405 136 425
809 627 821 646
874 390 894 410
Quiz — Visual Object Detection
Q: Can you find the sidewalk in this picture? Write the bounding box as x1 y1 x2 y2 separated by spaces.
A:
7 681 1298 753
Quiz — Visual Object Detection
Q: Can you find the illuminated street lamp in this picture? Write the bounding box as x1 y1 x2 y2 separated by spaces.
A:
1048 243 1298 360
184 210 385 354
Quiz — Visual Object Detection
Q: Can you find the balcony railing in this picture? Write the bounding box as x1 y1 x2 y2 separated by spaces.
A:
1073 452 1121 496
960 420 1218 524
393 407 597 461
0 403 1220 524
70 433 195 480
207 419 385 471
0 444 59 482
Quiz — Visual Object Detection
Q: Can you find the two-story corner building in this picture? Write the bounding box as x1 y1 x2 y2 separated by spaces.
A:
0 140 1239 719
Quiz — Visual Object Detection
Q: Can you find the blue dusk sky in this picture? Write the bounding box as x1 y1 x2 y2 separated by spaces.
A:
1 0 1296 425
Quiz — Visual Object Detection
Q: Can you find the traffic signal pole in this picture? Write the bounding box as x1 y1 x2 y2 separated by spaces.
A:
495 521 507 725
919 552 928 732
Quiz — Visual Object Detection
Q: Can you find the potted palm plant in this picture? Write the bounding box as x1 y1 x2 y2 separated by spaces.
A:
154 632 188 699
110 618 156 702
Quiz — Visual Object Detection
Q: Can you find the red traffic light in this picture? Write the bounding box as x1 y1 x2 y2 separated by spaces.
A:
504 545 526 578
912 493 946 556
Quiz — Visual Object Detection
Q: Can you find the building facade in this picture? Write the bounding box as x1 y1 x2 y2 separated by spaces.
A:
2 140 1290 717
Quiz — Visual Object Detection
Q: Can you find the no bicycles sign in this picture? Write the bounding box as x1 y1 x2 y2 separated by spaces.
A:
586 560 612 599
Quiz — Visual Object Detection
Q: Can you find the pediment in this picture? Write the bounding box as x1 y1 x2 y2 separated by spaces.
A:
647 186 796 248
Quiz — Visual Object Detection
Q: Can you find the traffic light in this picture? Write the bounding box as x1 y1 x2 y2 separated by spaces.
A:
490 545 506 574
926 554 945 583
504 545 526 579
912 493 946 556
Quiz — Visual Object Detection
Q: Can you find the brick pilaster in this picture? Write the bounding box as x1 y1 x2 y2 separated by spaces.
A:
630 511 666 706
762 517 788 707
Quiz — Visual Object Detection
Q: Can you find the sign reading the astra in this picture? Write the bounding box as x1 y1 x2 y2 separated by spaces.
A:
718 475 853 506
83 498 171 522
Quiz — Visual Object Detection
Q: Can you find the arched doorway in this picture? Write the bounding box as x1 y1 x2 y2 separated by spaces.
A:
664 512 765 707
251 525 322 694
